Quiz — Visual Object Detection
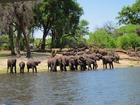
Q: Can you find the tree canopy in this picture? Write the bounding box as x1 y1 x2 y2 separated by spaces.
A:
33 0 83 50
116 0 140 25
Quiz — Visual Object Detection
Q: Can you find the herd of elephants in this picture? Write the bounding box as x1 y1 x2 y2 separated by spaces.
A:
7 49 120 73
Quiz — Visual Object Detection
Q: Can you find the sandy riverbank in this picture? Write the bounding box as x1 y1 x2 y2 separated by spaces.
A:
0 51 140 74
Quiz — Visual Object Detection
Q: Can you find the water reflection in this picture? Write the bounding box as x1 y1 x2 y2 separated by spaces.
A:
0 67 140 105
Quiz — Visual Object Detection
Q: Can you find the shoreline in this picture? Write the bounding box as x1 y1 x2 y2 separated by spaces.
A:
0 57 140 75
0 51 140 74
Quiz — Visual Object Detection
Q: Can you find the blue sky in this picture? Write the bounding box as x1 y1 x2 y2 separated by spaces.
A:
77 0 136 32
34 0 136 38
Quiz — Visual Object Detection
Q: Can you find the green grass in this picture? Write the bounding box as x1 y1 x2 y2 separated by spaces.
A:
0 69 6 74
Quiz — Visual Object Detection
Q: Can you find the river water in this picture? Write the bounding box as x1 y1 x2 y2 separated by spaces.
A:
0 67 140 105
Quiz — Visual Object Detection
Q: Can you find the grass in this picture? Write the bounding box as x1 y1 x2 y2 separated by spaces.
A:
0 69 6 74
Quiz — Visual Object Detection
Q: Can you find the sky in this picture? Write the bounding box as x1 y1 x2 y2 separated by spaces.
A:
34 0 136 38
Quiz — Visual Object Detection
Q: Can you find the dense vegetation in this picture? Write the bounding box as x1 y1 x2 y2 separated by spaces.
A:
0 0 140 57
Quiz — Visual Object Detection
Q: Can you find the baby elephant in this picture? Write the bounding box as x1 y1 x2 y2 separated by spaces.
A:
7 58 17 73
26 60 41 73
19 61 25 73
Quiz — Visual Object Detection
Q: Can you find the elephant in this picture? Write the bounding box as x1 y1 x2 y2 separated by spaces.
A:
108 52 120 63
61 55 79 71
61 56 70 71
85 58 98 70
80 54 98 70
86 53 102 61
26 60 41 73
95 49 108 56
47 56 63 72
113 53 120 63
77 56 87 71
7 58 17 73
69 58 76 71
19 61 25 73
102 55 115 69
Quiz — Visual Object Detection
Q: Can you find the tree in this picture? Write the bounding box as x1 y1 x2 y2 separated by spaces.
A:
33 0 83 50
0 2 35 57
52 19 89 48
116 0 140 25
114 25 140 37
75 19 89 37
0 3 16 55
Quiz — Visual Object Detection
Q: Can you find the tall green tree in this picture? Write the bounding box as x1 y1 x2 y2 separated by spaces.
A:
52 19 89 48
116 0 140 25
33 0 83 50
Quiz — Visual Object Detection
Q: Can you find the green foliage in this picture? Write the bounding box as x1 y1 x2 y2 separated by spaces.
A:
76 19 89 37
0 35 10 50
87 29 116 48
114 25 140 36
33 0 83 50
117 33 140 50
46 38 52 49
117 35 130 49
50 34 86 48
87 24 140 50
116 0 140 25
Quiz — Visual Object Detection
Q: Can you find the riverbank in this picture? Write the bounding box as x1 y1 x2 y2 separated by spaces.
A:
0 50 140 74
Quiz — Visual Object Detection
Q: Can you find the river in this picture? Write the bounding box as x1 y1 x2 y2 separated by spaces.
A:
0 67 140 105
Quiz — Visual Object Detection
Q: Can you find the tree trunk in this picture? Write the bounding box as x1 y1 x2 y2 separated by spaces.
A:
41 35 46 51
41 29 47 51
41 22 52 50
20 18 31 58
51 29 56 48
22 29 31 58
9 25 16 55
16 28 21 57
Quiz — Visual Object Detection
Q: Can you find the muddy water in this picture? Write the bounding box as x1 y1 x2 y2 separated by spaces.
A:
0 67 140 105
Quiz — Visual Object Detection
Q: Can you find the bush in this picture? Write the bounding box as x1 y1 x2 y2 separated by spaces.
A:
87 29 116 48
0 35 10 50
116 33 140 50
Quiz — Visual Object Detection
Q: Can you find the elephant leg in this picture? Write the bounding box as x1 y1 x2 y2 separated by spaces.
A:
14 66 16 73
10 66 13 73
52 65 57 72
105 64 107 69
103 64 106 69
63 65 67 71
48 64 52 71
7 66 9 73
75 64 78 71
95 64 98 69
111 62 114 69
27 66 30 72
109 63 111 69
88 64 91 70
32 67 34 73
69 64 71 71
70 64 72 71
48 65 50 71
71 64 75 71
35 66 37 73
60 65 63 71
23 68 24 73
